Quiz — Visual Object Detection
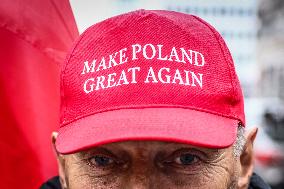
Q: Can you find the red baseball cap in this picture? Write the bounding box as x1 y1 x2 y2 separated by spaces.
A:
56 9 245 154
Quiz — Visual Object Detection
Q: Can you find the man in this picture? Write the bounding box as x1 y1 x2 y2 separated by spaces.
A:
41 10 270 189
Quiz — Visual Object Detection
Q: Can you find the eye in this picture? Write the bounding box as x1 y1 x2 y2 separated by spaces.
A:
174 153 199 165
88 155 114 167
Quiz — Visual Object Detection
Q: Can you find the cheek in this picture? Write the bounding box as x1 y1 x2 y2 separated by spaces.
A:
161 158 239 188
64 158 124 189
66 166 238 189
67 171 123 189
155 173 232 189
200 157 239 189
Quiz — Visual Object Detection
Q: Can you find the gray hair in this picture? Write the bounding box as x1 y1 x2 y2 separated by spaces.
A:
233 125 246 157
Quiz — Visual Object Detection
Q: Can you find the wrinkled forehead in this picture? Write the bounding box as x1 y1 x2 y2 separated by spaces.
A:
66 140 228 158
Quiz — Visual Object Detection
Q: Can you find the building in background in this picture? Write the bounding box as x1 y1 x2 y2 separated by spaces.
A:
257 0 284 100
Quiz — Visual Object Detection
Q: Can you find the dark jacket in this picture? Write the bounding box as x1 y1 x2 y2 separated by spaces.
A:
40 173 271 189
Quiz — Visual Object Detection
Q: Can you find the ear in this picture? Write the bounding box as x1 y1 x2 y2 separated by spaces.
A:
52 132 68 189
237 127 258 189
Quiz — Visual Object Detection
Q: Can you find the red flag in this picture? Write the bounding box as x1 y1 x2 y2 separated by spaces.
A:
0 0 78 188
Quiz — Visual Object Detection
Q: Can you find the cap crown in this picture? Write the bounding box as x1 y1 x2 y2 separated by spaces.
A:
60 10 245 127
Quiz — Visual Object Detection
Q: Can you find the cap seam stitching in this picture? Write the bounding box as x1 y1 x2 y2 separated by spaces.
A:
148 10 197 41
60 105 240 127
60 13 136 123
60 28 93 124
191 15 237 119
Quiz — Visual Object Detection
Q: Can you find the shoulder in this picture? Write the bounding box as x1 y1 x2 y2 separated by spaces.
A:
40 176 61 189
249 173 271 189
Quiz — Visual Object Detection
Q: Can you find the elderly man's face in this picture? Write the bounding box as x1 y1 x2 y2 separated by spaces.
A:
54 129 256 189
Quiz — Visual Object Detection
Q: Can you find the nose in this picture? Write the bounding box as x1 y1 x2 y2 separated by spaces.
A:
128 173 151 189
125 161 153 189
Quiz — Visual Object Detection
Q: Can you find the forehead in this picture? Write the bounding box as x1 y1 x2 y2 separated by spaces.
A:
70 140 229 157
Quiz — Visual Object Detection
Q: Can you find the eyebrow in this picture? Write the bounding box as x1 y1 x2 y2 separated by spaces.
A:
161 142 222 153
73 142 224 159
75 147 115 159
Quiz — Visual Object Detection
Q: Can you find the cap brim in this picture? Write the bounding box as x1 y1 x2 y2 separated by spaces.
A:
56 108 238 154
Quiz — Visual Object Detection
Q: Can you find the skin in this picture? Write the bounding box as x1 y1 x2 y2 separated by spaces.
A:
52 128 257 189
